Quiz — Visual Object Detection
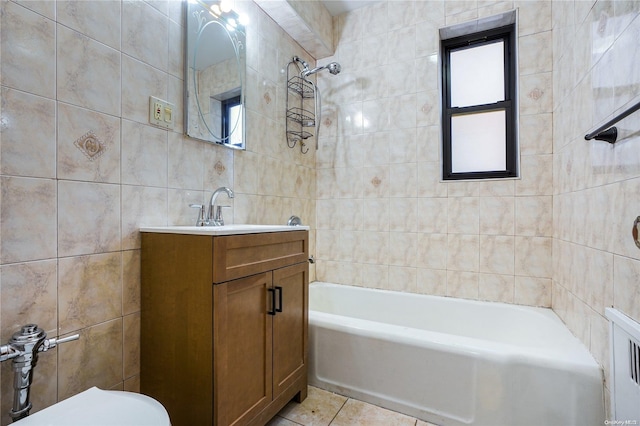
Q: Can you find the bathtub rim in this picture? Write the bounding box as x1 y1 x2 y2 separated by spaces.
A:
309 281 602 377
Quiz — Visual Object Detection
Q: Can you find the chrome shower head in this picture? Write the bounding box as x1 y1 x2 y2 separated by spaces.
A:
301 61 342 77
326 62 341 75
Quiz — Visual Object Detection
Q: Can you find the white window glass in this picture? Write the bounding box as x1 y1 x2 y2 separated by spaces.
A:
229 104 243 146
450 41 505 108
451 110 506 173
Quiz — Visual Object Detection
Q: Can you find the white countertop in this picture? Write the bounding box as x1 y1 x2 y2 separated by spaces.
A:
140 224 310 236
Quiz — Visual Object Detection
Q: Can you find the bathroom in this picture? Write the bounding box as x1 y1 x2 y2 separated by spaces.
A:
0 0 639 424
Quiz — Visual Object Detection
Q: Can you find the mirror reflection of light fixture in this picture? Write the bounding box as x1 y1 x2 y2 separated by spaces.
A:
209 4 220 16
220 0 232 12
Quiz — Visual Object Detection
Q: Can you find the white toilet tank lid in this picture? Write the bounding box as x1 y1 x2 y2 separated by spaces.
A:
13 387 171 426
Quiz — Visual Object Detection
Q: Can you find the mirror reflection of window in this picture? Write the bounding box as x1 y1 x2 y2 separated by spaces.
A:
221 96 242 148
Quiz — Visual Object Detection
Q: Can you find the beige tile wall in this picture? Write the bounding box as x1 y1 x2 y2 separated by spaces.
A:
0 0 315 422
2 0 639 421
315 0 554 306
552 0 640 414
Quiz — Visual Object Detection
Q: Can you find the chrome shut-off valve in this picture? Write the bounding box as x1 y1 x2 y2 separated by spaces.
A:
0 324 79 422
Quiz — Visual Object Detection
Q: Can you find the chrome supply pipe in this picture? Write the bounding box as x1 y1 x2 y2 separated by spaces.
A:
0 324 79 422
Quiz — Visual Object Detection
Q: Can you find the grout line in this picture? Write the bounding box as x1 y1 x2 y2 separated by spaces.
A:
327 397 349 425
274 415 304 426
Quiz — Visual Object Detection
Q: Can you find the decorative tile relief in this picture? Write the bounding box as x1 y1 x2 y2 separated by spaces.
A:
203 143 234 186
214 161 226 175
363 166 389 198
58 102 120 183
519 72 553 115
73 131 107 161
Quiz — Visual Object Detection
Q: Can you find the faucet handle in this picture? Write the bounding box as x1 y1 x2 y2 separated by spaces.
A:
39 333 80 353
213 205 231 226
0 344 20 362
189 203 207 226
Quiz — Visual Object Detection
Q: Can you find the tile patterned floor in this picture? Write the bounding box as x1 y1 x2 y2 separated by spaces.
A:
268 387 439 426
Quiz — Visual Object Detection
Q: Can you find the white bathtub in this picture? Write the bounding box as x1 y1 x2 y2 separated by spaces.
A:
308 282 604 426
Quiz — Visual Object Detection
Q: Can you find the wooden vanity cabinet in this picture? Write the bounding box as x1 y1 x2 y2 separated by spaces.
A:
141 230 309 426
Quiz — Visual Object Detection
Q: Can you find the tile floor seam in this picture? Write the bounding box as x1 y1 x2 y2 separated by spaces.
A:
278 415 305 426
327 396 350 425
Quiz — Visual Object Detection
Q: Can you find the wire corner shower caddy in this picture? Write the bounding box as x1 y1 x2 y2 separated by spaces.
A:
286 63 316 154
285 56 341 154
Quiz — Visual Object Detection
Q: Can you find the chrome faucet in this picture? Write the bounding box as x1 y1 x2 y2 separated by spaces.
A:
0 324 79 421
208 187 234 226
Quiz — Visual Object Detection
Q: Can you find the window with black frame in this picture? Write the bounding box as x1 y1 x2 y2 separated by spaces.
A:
221 95 243 148
441 23 517 180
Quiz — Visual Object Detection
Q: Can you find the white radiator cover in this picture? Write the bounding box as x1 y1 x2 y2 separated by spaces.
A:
606 308 640 421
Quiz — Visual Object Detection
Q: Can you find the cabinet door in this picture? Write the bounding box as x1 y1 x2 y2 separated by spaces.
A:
272 262 308 398
213 273 273 426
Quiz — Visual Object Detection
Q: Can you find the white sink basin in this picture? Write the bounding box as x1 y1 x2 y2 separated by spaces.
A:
140 224 309 236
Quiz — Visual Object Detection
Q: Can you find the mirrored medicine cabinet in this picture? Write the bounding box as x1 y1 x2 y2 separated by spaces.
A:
184 0 246 150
